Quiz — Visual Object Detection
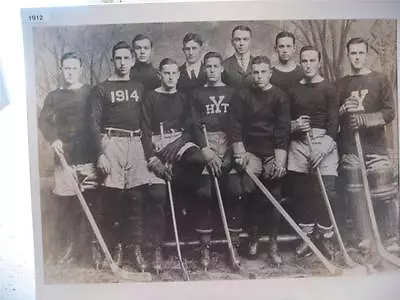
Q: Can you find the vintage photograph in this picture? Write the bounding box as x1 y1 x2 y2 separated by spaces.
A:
31 17 399 284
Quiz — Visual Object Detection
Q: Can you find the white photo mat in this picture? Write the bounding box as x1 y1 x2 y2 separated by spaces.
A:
20 1 400 299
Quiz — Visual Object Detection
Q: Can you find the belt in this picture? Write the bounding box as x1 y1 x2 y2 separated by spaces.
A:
103 127 141 138
152 128 182 137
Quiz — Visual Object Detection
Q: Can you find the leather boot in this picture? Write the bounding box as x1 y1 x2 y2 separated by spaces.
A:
91 241 103 270
200 233 211 271
296 223 315 259
113 242 124 267
267 237 283 265
152 247 163 275
248 226 259 258
316 224 335 260
133 245 147 272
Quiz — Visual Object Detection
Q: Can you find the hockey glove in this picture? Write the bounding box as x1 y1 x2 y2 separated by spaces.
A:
201 146 222 177
148 156 173 181
158 135 189 164
339 97 362 116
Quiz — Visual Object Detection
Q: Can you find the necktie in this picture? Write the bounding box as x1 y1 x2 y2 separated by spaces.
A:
240 57 246 71
190 69 197 80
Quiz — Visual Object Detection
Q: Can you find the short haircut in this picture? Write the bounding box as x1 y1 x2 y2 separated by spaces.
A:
275 31 296 45
204 51 223 64
300 45 321 61
159 58 178 71
183 32 203 47
60 52 82 66
132 34 153 48
231 25 252 38
251 55 271 67
346 37 369 53
112 41 133 58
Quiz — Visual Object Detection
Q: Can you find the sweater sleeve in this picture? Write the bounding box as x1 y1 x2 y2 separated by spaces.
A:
88 86 104 157
379 74 395 124
190 90 207 148
140 92 155 161
229 90 244 143
274 89 290 150
326 84 339 140
38 92 58 144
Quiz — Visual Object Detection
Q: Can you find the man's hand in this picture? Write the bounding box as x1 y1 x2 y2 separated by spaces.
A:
291 115 311 133
271 149 287 179
309 150 325 169
51 139 64 155
339 97 362 115
201 147 222 177
147 157 173 181
234 152 250 171
157 136 187 164
97 154 111 174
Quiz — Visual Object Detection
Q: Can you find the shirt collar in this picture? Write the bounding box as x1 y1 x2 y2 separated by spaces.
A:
235 52 251 69
186 60 202 78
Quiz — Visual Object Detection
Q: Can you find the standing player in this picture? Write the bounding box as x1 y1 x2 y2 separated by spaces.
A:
229 56 290 265
89 41 148 272
270 31 303 92
141 58 197 273
190 51 242 269
39 52 97 266
130 34 160 92
286 46 339 258
337 37 398 252
222 25 254 89
177 32 207 98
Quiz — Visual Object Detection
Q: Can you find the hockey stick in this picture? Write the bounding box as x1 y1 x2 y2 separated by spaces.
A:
354 131 400 268
160 122 190 281
202 125 241 272
306 133 363 269
245 168 341 275
56 151 152 282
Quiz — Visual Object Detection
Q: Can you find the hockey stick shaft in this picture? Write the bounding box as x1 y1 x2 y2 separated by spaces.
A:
354 131 400 267
245 169 339 275
306 133 358 267
202 125 240 269
160 123 190 280
56 152 151 281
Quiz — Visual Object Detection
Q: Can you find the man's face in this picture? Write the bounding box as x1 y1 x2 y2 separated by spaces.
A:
112 48 134 77
183 40 202 64
133 39 152 63
275 37 295 63
61 58 81 85
348 43 368 71
252 62 272 89
300 50 320 79
232 30 251 55
205 57 223 84
160 64 180 89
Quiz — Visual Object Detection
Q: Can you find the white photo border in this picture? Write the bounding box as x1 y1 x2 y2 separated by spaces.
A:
21 1 400 299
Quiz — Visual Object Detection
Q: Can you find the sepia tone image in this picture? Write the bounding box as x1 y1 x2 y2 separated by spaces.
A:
33 19 399 284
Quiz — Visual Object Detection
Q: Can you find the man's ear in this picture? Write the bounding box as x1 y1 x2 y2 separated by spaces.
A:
157 70 162 80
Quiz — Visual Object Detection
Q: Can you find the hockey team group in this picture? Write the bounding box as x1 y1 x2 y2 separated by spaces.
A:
38 24 400 278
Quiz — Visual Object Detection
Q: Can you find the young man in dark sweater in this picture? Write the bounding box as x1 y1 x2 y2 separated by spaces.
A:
286 46 339 258
141 58 197 273
190 51 242 269
39 52 97 266
130 34 160 92
337 37 398 253
270 31 303 92
89 41 149 272
229 55 290 265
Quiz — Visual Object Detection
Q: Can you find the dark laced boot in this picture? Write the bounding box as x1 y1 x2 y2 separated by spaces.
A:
133 245 147 272
316 224 335 260
267 237 283 265
152 247 163 275
229 232 241 270
296 223 315 259
200 233 211 271
113 242 124 267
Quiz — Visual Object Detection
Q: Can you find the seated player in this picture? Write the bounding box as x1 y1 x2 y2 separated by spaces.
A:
229 56 290 265
141 58 197 274
286 46 339 259
190 51 242 270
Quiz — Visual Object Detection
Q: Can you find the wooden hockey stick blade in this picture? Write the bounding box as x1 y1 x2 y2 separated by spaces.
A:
245 169 341 275
57 152 152 282
305 134 363 270
354 132 400 268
